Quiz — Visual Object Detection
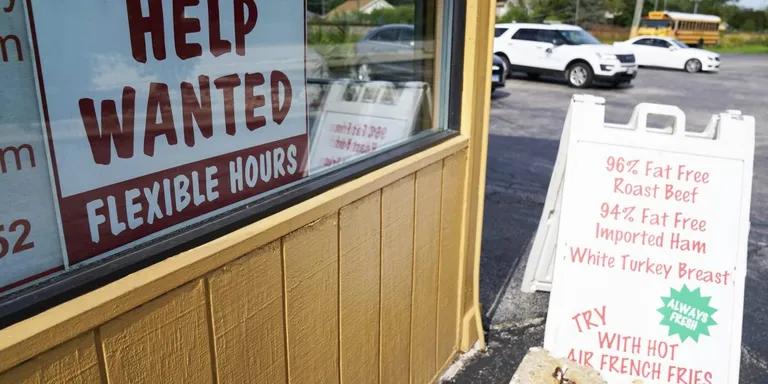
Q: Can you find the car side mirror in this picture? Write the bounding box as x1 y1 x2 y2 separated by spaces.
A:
552 39 564 46
669 45 677 51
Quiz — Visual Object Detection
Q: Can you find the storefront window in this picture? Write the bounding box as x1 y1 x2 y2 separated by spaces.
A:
0 0 460 321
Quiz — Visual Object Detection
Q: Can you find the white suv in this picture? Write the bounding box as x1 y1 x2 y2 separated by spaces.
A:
494 23 639 88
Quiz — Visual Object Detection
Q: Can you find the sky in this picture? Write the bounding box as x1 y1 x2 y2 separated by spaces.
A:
736 0 767 9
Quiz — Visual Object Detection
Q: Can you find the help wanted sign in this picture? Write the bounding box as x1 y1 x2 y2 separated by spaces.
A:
544 96 755 384
27 0 308 264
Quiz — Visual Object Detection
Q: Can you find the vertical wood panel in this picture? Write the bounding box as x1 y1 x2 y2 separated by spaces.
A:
436 151 467 367
283 215 339 384
410 162 443 384
379 175 415 384
339 192 381 383
0 332 101 384
208 241 286 384
100 280 212 384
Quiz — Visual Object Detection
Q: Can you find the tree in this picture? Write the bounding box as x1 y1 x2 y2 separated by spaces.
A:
498 5 531 22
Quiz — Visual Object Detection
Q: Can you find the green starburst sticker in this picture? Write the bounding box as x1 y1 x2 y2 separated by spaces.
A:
657 285 717 342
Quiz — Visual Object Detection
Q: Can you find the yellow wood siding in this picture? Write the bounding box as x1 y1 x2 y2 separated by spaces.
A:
339 192 382 383
437 150 468 366
379 175 416 384
0 332 101 384
207 241 287 384
410 162 444 384
283 215 340 384
99 280 213 383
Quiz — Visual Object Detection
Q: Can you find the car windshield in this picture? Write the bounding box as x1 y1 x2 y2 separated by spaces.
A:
557 30 601 45
640 19 672 28
671 39 689 48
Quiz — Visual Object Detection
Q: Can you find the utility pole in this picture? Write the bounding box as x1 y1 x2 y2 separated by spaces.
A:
693 0 700 13
630 0 644 37
654 0 658 10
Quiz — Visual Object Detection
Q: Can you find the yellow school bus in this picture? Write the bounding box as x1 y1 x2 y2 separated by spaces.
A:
634 11 721 46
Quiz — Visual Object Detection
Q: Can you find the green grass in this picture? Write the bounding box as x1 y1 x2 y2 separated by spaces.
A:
711 33 768 54
710 44 768 54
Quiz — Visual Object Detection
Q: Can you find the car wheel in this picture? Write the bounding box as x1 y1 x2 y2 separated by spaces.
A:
498 55 511 78
684 58 702 73
565 62 593 88
357 62 372 81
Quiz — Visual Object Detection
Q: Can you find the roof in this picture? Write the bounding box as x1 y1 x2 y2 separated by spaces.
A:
495 23 582 31
657 11 721 23
326 0 393 17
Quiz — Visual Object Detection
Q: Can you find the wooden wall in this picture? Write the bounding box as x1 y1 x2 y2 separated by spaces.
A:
0 151 469 384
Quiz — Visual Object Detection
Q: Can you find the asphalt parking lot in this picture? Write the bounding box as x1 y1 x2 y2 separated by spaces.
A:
447 54 768 383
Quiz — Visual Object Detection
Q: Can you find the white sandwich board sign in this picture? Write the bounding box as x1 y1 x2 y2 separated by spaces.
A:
309 80 428 174
542 95 754 383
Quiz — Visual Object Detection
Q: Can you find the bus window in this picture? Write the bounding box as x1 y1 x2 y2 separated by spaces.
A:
640 19 671 28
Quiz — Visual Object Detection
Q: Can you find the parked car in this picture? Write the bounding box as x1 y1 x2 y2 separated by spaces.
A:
493 23 638 88
614 36 720 73
492 55 506 93
355 24 424 82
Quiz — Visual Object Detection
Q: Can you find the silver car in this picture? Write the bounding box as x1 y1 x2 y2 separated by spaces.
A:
355 24 424 82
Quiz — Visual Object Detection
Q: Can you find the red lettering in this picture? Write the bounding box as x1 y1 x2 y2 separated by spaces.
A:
234 0 258 55
126 0 166 62
214 74 242 135
270 71 292 124
3 0 15 13
244 72 266 130
0 144 36 173
144 83 178 156
0 218 35 259
0 34 22 62
173 0 203 60
207 0 231 56
79 87 136 165
181 75 213 147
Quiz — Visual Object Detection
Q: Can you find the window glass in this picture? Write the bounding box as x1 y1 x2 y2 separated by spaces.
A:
536 30 559 44
634 38 653 45
652 39 671 48
371 27 400 42
512 28 537 41
495 27 508 38
557 29 601 45
0 0 457 315
640 19 671 28
399 28 415 43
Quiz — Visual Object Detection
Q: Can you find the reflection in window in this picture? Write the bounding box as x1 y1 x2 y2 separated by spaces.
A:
306 0 441 175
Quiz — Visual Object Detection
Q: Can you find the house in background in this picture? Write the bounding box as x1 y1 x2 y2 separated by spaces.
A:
325 0 394 18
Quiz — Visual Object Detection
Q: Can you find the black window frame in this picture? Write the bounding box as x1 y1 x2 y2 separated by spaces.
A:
0 0 467 328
